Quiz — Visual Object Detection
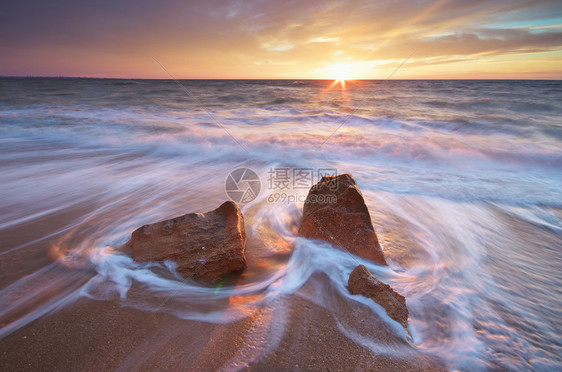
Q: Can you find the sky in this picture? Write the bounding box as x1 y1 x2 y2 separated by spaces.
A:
1 0 562 79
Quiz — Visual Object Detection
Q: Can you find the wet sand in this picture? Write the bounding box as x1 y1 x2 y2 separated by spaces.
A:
0 277 444 371
0 196 445 371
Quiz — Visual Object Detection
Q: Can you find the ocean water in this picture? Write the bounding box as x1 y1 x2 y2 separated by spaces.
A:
0 78 561 370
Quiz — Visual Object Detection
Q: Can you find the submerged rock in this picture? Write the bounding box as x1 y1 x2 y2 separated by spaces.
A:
125 201 247 282
348 265 408 328
298 174 386 265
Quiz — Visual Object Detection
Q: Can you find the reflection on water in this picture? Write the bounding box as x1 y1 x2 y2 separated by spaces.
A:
0 79 561 370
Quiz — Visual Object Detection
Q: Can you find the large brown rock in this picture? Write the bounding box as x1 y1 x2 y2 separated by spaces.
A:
298 174 387 265
348 265 408 328
125 201 247 282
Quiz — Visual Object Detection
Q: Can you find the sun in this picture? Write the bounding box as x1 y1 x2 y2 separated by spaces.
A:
331 63 351 88
334 67 349 81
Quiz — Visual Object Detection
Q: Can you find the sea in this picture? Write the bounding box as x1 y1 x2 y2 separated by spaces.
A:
0 78 561 370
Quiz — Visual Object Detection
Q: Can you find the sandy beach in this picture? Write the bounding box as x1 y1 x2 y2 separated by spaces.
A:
0 291 444 371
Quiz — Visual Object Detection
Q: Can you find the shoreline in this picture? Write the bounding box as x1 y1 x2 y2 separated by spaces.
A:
0 282 445 371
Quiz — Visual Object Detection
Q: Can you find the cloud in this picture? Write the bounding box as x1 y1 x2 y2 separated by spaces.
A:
308 37 341 44
368 29 562 60
1 0 561 78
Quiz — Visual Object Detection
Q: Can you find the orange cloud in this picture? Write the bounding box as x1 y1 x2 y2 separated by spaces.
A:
1 0 561 78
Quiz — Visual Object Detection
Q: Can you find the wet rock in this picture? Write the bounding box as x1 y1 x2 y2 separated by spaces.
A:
298 174 386 265
125 201 247 282
348 265 408 328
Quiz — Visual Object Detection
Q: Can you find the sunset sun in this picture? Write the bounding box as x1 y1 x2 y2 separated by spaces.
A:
334 65 349 81
331 64 351 88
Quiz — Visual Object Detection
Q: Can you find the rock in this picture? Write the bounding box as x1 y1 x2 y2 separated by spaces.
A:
125 201 247 282
348 265 408 328
298 173 386 265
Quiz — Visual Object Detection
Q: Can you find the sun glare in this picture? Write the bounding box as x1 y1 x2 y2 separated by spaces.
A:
327 63 353 89
334 64 349 87
335 72 348 82
334 79 346 89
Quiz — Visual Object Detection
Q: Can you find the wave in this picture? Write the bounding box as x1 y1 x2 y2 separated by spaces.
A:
1 104 561 209
3 180 559 369
1 79 561 369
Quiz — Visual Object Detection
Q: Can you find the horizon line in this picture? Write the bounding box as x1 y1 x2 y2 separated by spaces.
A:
1 75 561 81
